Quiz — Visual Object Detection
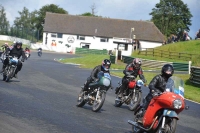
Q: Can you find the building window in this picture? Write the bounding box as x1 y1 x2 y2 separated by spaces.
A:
119 44 128 51
100 38 108 42
51 33 56 38
57 33 63 38
79 36 85 40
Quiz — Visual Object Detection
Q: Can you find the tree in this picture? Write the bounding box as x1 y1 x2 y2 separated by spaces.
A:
80 3 99 17
150 0 193 39
36 4 68 40
80 12 99 17
13 7 38 40
0 5 9 35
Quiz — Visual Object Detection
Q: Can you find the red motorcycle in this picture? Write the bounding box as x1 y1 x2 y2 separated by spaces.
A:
128 76 189 133
115 75 144 111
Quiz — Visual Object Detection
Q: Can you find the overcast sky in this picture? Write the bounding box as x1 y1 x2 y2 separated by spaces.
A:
1 0 200 38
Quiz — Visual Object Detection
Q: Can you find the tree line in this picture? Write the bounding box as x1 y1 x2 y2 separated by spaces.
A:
0 0 193 42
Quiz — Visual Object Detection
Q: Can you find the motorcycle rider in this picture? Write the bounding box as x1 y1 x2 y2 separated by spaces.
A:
137 64 174 122
83 59 112 93
25 47 31 57
116 58 146 97
0 41 25 78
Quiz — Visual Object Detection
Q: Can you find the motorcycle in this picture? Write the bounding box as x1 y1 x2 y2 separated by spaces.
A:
3 56 18 82
38 50 42 57
25 51 30 60
77 71 111 112
128 76 189 133
114 75 144 111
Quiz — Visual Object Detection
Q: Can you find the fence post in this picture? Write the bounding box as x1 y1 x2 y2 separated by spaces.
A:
189 61 192 74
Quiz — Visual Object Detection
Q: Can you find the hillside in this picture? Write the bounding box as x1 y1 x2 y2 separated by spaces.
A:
132 40 200 66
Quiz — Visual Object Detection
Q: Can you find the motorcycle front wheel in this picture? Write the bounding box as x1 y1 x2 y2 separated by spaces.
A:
129 91 142 111
5 67 14 82
154 117 177 133
92 91 106 112
76 89 86 107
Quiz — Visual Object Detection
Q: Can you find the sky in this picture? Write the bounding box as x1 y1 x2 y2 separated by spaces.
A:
1 0 200 38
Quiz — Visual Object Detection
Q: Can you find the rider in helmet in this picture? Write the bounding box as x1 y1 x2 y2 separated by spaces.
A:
136 64 174 123
116 58 147 96
0 41 25 78
83 59 112 92
25 47 31 57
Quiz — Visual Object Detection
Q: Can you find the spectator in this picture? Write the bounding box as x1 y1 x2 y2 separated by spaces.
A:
196 29 200 40
171 34 175 43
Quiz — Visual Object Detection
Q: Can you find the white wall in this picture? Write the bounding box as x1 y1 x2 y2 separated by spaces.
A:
41 32 162 55
0 35 31 45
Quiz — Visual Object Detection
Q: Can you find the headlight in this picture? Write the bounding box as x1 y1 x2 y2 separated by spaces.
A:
173 99 182 109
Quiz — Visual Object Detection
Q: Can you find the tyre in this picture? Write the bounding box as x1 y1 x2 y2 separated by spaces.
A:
154 117 177 133
129 91 142 111
114 93 123 107
92 91 106 112
77 89 86 107
5 67 14 82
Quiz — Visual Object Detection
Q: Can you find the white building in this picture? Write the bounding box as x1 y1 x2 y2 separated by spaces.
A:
41 12 165 57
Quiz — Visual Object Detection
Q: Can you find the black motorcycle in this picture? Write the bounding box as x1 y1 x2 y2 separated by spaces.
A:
3 56 18 82
115 75 144 111
38 50 42 57
77 71 111 112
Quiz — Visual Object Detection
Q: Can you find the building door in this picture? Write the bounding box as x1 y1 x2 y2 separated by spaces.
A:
118 50 122 60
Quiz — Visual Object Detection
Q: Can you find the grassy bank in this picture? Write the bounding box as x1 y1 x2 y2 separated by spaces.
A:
132 40 200 66
59 54 200 103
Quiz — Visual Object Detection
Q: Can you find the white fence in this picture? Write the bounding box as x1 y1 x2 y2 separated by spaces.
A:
0 35 31 45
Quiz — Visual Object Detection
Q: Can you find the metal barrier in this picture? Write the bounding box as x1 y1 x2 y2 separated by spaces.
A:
190 67 200 85
121 56 191 73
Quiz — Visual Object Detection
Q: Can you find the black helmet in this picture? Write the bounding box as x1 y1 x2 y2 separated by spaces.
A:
15 41 22 48
15 41 22 49
102 59 111 71
161 64 174 79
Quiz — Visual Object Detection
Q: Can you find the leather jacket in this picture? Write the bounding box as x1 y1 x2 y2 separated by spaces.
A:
148 74 168 93
123 63 146 83
90 65 110 80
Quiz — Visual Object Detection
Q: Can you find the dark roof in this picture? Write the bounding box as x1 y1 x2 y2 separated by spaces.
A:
43 12 165 42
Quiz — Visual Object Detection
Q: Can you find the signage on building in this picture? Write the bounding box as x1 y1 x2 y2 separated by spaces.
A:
67 36 75 43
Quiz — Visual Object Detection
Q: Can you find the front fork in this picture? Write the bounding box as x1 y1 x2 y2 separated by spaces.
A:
95 88 100 101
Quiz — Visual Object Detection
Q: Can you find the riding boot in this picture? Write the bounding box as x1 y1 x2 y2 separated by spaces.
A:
14 69 19 79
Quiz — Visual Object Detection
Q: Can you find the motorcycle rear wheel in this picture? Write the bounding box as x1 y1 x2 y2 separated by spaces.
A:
129 91 142 111
114 93 123 107
92 91 106 112
154 117 177 133
77 89 86 107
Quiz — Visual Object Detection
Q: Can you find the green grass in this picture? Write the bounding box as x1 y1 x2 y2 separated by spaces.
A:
60 54 200 103
132 40 200 66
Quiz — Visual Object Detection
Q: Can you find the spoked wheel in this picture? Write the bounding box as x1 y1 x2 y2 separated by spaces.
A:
77 89 86 107
155 118 177 133
129 91 142 111
5 67 14 82
114 92 123 107
92 91 106 112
